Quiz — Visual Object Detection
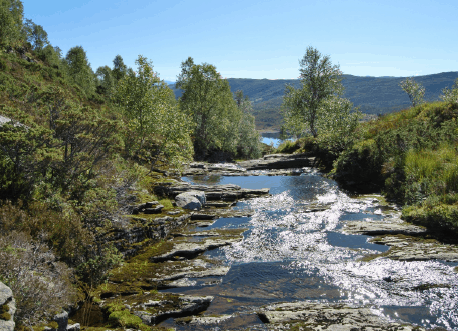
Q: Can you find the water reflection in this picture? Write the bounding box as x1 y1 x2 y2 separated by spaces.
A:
174 174 458 330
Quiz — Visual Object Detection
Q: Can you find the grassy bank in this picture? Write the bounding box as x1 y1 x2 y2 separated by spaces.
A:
275 101 458 238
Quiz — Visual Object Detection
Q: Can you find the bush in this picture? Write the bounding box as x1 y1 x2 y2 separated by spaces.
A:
0 231 77 327
275 140 299 154
332 139 384 191
0 200 94 265
403 204 458 236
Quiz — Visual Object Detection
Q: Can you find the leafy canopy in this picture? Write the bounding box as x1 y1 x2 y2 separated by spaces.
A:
113 55 193 168
282 46 360 152
176 57 242 158
400 77 425 107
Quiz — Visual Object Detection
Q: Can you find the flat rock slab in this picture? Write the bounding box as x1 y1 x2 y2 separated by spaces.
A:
370 235 458 262
104 292 213 325
342 219 458 261
176 314 233 325
155 182 269 201
192 208 255 220
238 153 315 170
150 236 244 262
258 301 425 330
343 220 427 236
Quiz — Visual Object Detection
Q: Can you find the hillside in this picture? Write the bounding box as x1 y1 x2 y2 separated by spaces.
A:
171 72 458 130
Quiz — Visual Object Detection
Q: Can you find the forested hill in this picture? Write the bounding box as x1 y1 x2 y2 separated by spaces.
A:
171 72 458 130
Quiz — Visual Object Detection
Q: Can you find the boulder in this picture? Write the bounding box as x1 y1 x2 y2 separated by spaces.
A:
53 311 68 331
175 191 206 211
66 323 80 331
0 282 16 331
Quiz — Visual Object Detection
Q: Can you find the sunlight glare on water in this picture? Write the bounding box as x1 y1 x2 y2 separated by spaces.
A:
181 173 458 330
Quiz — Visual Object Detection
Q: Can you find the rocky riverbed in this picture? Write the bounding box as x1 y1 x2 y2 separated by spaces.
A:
73 157 458 330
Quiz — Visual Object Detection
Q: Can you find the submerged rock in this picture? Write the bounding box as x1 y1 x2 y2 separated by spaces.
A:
258 301 426 330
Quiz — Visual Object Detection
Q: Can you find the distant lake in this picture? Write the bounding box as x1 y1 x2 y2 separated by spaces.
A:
261 132 294 148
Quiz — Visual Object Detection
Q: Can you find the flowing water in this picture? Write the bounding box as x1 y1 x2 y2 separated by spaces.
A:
161 171 458 330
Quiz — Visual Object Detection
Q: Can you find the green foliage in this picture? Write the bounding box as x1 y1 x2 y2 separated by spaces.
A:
315 96 361 155
113 55 193 168
0 0 24 48
441 78 458 108
399 77 425 107
332 100 458 234
0 109 55 201
95 65 114 96
65 45 96 97
234 90 261 159
112 54 127 83
171 73 458 131
275 140 299 154
38 45 62 69
281 47 360 145
332 139 384 191
23 19 49 51
0 200 94 265
176 57 241 159
77 244 123 288
404 145 458 205
106 301 149 330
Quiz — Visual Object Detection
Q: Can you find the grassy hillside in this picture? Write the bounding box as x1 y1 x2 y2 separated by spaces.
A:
171 72 458 130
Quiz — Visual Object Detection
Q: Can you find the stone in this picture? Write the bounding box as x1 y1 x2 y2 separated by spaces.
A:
238 153 315 170
258 301 426 330
143 205 164 214
150 236 245 262
175 191 206 210
177 314 233 325
343 220 427 236
66 323 80 331
0 282 15 331
154 181 269 202
53 311 68 331
132 295 214 325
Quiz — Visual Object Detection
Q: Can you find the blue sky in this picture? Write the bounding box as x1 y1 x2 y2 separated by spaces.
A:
22 0 458 82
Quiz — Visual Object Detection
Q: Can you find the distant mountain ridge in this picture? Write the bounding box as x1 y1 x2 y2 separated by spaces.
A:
170 72 458 130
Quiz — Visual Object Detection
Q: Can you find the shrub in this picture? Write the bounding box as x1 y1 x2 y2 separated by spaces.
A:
0 231 77 327
441 78 458 108
332 139 384 191
275 140 299 154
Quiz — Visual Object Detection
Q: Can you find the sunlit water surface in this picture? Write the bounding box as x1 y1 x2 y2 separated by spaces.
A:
163 172 458 330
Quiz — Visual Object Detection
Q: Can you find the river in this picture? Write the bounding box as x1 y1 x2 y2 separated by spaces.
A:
160 171 458 330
